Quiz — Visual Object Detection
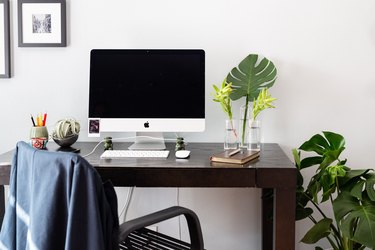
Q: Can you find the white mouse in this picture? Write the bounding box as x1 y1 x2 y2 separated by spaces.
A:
175 150 191 159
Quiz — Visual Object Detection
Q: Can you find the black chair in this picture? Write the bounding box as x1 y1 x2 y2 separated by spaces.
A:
0 142 204 250
119 206 204 250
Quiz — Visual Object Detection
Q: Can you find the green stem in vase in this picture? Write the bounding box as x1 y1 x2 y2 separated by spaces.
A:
230 119 238 139
241 96 250 146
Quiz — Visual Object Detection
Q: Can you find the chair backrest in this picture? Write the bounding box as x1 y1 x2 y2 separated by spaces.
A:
0 141 119 250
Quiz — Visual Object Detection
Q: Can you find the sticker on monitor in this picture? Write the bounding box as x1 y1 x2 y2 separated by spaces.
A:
88 118 100 137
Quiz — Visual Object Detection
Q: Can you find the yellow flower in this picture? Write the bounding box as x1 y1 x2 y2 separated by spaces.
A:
252 88 276 120
212 80 233 120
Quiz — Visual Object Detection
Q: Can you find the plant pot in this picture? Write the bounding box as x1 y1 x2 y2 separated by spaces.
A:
30 126 49 149
53 134 79 147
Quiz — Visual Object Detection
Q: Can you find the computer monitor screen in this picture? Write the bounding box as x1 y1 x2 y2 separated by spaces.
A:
88 49 205 149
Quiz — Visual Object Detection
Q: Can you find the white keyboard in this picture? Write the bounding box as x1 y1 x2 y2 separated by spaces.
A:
100 150 170 159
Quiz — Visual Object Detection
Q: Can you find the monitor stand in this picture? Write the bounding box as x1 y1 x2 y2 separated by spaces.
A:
128 132 166 150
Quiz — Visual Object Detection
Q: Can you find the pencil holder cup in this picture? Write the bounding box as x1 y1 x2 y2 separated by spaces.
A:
30 126 49 149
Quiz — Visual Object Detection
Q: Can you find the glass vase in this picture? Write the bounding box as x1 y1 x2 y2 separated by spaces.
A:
224 119 238 150
239 104 251 149
249 119 261 150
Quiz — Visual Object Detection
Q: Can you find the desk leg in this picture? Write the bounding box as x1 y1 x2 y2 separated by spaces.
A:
274 187 296 250
262 188 273 250
262 188 296 250
0 185 4 227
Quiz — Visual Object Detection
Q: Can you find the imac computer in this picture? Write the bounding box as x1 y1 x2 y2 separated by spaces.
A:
88 49 205 150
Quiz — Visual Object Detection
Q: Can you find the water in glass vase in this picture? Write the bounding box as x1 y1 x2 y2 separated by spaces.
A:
239 104 251 149
249 120 261 150
224 119 238 149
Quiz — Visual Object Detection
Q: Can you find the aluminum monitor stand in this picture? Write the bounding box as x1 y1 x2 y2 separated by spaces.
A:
128 132 166 150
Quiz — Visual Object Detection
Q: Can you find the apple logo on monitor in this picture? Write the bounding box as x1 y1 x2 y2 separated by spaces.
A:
144 121 149 128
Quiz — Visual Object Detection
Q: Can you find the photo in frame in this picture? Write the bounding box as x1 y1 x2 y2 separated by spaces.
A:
18 0 66 47
0 0 10 78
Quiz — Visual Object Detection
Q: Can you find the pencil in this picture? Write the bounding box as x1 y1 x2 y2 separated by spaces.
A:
38 115 42 126
228 148 241 157
30 115 36 127
43 113 47 126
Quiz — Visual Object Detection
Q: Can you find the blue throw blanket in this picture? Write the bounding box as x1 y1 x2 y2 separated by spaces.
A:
0 141 119 250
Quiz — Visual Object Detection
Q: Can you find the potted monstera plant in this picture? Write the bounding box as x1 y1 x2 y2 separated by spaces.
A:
293 131 375 250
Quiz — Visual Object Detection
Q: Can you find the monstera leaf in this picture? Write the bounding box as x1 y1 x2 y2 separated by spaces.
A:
299 131 346 170
300 218 333 244
333 191 375 249
227 54 277 102
293 131 375 249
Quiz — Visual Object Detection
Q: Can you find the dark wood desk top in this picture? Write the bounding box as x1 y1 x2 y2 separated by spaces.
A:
0 142 295 188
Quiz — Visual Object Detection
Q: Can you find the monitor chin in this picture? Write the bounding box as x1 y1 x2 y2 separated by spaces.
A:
99 118 205 133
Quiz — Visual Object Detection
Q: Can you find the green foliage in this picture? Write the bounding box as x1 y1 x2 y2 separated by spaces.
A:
294 131 375 250
333 192 375 249
301 218 333 244
212 80 233 120
226 54 277 102
226 54 277 146
252 88 276 120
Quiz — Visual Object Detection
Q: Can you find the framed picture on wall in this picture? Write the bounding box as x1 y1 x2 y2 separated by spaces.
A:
0 0 10 78
18 0 66 47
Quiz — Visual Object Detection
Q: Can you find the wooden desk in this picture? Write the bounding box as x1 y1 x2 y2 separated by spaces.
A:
0 142 296 250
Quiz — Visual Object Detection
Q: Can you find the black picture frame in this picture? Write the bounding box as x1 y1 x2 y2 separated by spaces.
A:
18 0 66 47
0 0 10 78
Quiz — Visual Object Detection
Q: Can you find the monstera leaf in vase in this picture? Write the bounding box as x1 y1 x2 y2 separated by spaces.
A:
226 54 277 146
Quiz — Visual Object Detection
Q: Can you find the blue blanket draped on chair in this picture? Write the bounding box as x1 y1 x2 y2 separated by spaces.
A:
0 141 119 250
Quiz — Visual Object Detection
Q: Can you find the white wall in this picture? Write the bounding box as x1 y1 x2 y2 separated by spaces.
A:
1 0 375 249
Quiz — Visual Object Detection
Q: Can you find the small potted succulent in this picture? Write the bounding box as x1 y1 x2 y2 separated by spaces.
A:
52 118 80 147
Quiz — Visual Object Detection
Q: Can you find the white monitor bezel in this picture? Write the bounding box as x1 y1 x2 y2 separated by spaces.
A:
87 49 206 143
